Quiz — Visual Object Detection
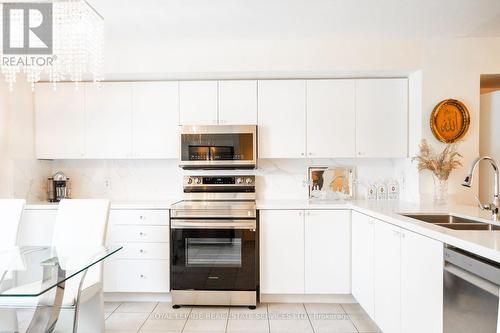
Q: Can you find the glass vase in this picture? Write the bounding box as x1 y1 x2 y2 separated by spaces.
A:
433 177 449 205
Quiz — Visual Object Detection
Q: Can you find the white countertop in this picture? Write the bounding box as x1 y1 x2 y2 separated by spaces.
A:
26 198 500 263
26 200 180 210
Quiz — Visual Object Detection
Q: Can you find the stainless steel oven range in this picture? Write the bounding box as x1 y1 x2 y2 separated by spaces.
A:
170 175 257 309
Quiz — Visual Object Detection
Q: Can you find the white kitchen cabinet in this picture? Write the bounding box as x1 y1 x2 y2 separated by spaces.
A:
179 81 218 125
306 80 356 158
401 231 443 333
351 211 375 318
114 259 169 293
35 83 85 159
85 82 133 159
218 80 257 125
103 209 170 293
355 78 408 158
258 80 307 158
374 220 402 333
260 210 304 294
305 210 351 294
132 82 179 158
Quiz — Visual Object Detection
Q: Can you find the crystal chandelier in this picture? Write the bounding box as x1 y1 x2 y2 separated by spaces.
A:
0 0 104 90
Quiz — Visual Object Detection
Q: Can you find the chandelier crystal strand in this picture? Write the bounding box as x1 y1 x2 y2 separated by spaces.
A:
0 1 104 90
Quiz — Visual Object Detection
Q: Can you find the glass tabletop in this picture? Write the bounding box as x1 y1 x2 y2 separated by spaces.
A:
0 246 121 297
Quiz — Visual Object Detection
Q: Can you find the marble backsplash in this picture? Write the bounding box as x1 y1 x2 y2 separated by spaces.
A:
47 158 413 202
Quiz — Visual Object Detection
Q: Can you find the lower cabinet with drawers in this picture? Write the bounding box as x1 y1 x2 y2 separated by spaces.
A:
103 209 170 293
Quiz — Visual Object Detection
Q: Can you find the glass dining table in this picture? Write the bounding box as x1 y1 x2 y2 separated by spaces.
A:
0 245 122 333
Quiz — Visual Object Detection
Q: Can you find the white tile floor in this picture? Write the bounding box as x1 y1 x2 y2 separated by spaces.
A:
104 301 381 333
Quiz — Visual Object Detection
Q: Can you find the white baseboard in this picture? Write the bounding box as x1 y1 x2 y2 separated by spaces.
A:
260 294 356 304
104 292 172 302
104 293 356 304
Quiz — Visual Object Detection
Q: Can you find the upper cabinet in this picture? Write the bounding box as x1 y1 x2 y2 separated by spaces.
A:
179 80 257 125
85 83 133 159
179 81 218 125
356 79 408 158
35 83 85 159
132 82 179 159
218 80 257 125
306 80 356 158
35 81 179 160
258 80 307 158
35 78 408 160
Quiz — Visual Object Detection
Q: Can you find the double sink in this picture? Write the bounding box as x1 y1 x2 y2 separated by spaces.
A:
401 214 500 231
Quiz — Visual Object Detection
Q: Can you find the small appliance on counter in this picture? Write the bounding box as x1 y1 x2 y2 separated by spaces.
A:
47 171 71 202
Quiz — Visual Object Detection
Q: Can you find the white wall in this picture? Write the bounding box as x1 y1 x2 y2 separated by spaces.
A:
0 81 51 200
5 34 500 203
100 36 500 203
479 91 500 201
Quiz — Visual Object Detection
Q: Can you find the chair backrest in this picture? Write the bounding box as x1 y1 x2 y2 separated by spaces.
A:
0 199 25 250
52 199 110 294
52 199 110 252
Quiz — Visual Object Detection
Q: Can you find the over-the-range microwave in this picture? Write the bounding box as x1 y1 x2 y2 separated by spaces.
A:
179 125 257 169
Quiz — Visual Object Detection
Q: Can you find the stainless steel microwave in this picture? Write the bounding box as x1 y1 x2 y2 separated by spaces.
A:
179 125 257 169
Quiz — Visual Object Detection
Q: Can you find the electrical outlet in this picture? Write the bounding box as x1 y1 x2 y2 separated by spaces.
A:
104 179 111 189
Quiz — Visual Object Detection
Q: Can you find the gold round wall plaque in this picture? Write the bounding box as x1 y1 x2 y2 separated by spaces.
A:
430 99 470 143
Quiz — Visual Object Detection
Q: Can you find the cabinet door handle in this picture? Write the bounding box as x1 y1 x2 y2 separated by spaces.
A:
140 274 146 279
139 249 145 253
300 152 305 157
139 232 146 236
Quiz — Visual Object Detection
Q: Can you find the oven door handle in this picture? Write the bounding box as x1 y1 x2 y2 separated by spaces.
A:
171 219 256 230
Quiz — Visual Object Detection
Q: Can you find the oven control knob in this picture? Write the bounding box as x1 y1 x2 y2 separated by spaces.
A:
245 178 253 184
236 177 243 184
194 177 201 184
187 177 193 184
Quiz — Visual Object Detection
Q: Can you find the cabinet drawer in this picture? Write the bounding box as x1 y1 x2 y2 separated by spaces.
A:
115 242 169 260
111 225 169 243
109 209 169 225
115 259 169 292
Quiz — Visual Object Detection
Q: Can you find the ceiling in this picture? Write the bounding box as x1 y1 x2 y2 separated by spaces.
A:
90 0 500 43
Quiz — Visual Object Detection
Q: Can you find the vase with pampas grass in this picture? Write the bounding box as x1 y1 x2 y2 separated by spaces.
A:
412 139 463 204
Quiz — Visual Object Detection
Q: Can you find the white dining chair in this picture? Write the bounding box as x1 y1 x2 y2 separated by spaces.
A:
0 199 25 330
52 199 111 333
0 199 25 251
0 199 111 333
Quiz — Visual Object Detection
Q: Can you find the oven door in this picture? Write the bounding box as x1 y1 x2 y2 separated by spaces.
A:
179 125 257 169
170 219 257 291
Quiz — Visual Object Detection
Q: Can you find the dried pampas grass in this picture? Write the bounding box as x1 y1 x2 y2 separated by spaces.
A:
412 139 463 181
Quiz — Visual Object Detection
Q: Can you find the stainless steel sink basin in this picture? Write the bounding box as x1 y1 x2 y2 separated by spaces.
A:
401 214 500 231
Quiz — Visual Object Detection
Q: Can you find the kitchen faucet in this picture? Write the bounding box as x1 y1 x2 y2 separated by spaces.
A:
462 156 500 221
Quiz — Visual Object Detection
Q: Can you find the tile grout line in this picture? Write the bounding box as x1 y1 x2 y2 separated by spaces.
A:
302 303 316 333
340 304 360 333
134 303 157 333
105 301 122 320
224 307 230 333
266 303 271 333
180 306 193 333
